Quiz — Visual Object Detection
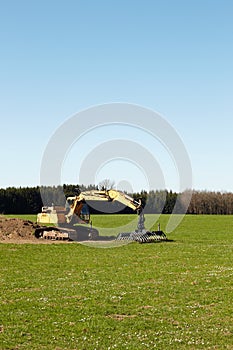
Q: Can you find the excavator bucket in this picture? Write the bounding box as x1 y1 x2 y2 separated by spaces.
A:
116 230 168 243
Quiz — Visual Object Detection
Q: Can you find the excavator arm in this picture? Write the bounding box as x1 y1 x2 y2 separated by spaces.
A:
65 189 142 223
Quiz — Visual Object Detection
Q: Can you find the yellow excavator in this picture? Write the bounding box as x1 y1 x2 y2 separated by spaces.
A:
35 189 167 243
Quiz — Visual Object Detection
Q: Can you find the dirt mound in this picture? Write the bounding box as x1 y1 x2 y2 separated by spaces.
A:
0 217 38 242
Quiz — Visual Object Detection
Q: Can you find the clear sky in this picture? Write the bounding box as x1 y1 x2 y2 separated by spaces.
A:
0 0 233 192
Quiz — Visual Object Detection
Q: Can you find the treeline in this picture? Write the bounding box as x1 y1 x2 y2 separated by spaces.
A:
1 185 233 215
0 184 97 215
188 190 233 215
133 190 233 215
0 187 43 214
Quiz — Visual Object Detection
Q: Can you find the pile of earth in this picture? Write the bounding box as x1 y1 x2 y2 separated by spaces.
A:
0 217 38 242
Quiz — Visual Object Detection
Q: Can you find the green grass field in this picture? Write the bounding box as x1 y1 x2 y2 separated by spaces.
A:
1 215 233 349
5 214 38 222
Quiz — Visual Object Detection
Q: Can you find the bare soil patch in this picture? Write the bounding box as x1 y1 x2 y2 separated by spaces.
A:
0 217 77 244
0 216 116 244
0 216 40 243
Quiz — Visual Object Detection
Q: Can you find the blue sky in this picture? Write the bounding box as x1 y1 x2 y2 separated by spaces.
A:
0 0 233 192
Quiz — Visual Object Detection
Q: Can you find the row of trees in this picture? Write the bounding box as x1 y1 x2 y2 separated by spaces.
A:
0 185 96 214
0 184 98 215
0 187 43 214
1 185 233 215
188 190 233 215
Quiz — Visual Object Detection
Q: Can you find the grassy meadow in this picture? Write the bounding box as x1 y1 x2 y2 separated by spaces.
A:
0 214 233 349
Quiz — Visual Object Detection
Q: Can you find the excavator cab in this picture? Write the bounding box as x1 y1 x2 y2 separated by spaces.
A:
65 197 90 224
79 203 90 223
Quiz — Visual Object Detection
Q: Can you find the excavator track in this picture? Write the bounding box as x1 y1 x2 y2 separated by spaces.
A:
34 225 99 241
35 226 72 240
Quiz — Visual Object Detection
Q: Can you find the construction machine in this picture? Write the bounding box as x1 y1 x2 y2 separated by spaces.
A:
35 189 167 243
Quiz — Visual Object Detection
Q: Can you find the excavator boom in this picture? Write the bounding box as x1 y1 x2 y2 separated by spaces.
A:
65 190 141 223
